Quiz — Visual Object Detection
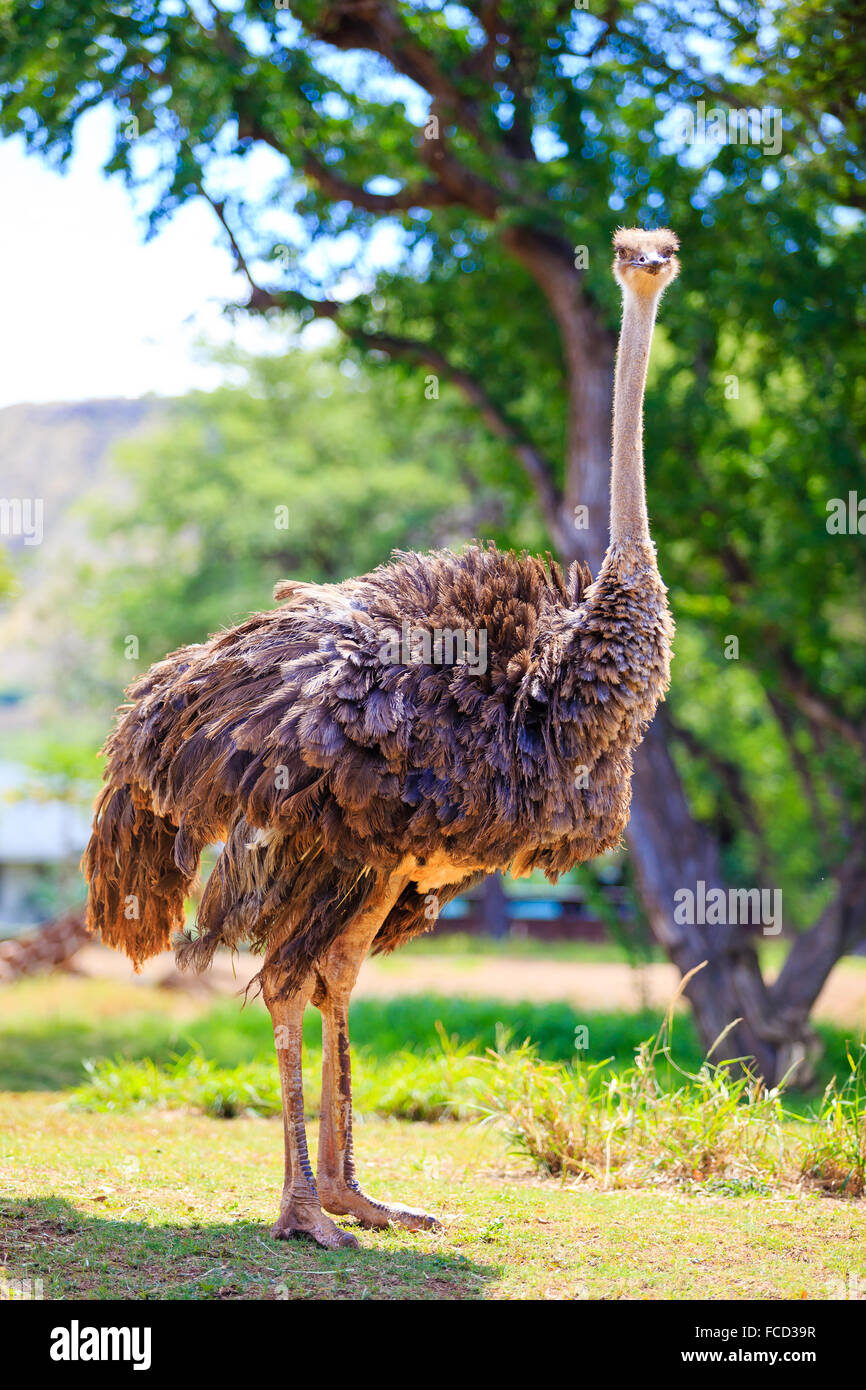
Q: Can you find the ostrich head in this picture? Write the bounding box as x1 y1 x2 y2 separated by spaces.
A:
612 227 680 295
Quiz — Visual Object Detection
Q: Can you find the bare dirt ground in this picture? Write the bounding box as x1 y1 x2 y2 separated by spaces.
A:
68 942 866 1027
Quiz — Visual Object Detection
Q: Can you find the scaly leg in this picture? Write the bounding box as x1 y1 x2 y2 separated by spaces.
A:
261 965 357 1251
315 878 441 1232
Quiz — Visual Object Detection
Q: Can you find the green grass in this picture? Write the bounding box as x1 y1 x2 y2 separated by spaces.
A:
1 974 859 1120
0 974 704 1091
2 1095 864 1300
1 973 865 1300
59 996 704 1124
802 1042 866 1198
65 1017 866 1201
69 1041 480 1123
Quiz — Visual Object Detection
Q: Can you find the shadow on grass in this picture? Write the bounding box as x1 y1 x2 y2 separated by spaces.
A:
0 1196 496 1301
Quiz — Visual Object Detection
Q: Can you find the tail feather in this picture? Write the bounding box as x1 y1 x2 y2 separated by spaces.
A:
81 783 194 968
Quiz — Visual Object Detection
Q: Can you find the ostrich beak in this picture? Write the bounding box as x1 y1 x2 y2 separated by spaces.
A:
629 253 669 274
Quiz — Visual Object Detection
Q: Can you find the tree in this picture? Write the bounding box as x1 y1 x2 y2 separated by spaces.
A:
72 347 512 677
3 0 863 1081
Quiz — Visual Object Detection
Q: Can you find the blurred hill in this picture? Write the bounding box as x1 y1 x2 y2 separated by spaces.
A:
0 397 168 733
0 399 163 538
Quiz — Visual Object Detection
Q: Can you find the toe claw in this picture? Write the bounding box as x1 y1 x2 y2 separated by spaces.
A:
322 1188 442 1233
391 1206 441 1233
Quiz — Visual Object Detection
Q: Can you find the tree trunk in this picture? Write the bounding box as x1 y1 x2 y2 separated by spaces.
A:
626 714 818 1083
481 872 509 940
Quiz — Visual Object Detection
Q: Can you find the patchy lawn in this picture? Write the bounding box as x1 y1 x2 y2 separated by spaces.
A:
1 968 864 1300
1 1094 864 1301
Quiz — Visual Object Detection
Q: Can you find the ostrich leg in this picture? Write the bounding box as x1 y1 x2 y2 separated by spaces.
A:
261 965 358 1250
315 874 440 1232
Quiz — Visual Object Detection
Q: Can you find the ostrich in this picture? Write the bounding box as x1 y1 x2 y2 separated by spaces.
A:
83 227 678 1249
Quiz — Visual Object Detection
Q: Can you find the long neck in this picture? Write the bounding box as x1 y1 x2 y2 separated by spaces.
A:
610 287 660 548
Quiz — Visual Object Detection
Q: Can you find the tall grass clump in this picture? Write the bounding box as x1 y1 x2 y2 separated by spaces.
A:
473 969 866 1196
473 1041 787 1190
801 1043 866 1197
472 966 792 1190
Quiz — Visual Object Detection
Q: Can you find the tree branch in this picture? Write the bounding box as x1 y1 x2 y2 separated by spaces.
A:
302 153 456 213
416 117 503 216
348 329 565 538
300 0 485 139
667 715 773 879
199 187 563 538
775 650 866 753
501 223 615 567
765 692 835 861
232 93 500 220
690 449 866 756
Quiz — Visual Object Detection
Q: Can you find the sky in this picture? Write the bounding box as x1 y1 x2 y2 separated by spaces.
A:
0 105 282 409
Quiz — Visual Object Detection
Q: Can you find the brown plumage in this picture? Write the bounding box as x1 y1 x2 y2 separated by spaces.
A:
84 542 668 981
82 228 677 1249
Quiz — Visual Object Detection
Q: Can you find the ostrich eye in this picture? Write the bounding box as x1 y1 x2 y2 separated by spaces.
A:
661 246 674 257
617 247 629 259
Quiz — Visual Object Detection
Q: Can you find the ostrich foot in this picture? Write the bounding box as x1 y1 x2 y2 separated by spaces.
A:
320 1183 441 1232
271 1207 359 1250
